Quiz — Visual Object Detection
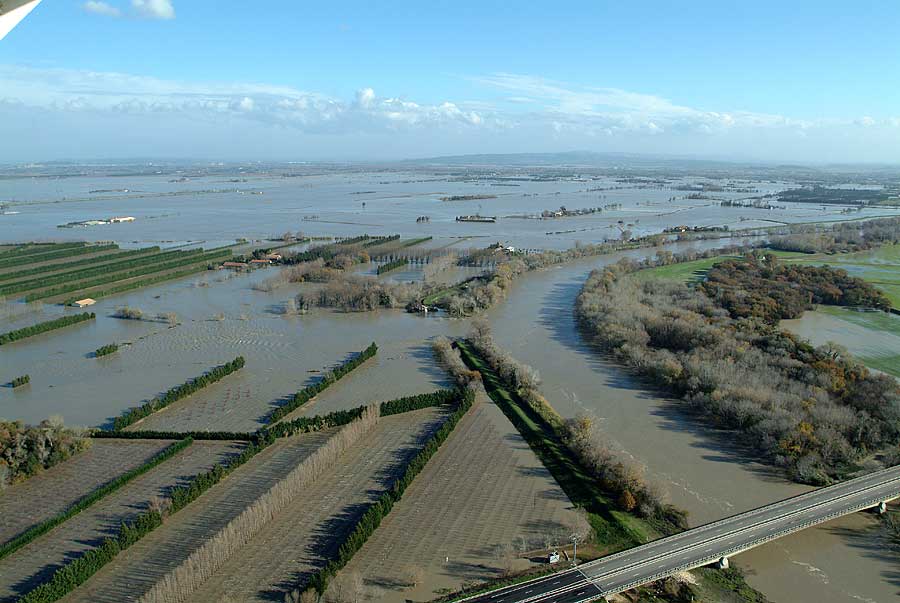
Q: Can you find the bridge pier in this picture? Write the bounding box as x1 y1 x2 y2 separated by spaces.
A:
716 556 730 570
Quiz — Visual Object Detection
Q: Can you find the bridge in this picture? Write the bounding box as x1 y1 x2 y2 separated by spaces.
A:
462 465 900 603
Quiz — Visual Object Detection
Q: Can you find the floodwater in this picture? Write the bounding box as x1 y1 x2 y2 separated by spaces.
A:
5 171 898 251
482 247 900 603
3 170 900 602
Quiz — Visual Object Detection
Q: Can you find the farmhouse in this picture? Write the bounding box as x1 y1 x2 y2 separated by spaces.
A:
72 298 96 307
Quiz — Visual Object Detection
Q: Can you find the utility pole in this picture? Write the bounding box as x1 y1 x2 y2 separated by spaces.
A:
570 532 582 566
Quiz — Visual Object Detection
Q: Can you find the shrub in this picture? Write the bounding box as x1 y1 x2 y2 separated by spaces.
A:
0 418 89 487
94 343 118 358
10 374 30 387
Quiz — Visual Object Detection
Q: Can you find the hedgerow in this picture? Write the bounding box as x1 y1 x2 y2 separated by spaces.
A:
0 438 192 562
265 342 377 423
9 374 30 388
112 357 245 430
301 388 475 596
0 244 118 271
0 313 95 345
376 258 408 275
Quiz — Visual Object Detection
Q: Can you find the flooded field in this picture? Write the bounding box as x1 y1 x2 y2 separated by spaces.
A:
4 169 898 252
3 169 900 603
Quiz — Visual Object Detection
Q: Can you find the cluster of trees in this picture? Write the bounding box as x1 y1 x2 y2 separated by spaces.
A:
0 312 95 345
701 254 892 322
432 336 481 389
142 408 380 603
0 417 90 488
363 234 401 247
376 258 408 275
267 343 378 423
113 356 245 430
94 343 118 358
562 415 685 527
297 276 426 312
10 374 30 387
281 235 371 265
112 306 144 320
299 389 475 599
576 259 900 484
25 247 232 302
0 439 191 561
771 216 900 254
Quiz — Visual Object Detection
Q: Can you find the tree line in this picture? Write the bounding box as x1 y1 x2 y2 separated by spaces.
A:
112 356 245 430
297 388 475 599
0 246 159 284
266 342 377 423
576 255 900 484
771 216 900 254
0 243 118 271
375 258 408 275
0 439 192 562
0 312 95 345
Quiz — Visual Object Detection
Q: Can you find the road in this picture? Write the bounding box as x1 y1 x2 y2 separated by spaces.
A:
462 465 900 603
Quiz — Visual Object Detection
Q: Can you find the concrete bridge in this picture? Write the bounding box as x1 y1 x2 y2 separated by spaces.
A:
462 465 900 603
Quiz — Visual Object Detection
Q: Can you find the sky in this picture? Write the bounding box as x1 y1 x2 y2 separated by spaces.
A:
2 0 900 164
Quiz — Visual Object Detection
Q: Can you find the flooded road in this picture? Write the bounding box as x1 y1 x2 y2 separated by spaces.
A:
483 247 900 603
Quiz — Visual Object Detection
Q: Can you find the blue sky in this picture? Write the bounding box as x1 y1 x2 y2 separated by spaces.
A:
3 0 900 163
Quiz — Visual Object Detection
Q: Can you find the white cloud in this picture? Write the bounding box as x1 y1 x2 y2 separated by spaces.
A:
83 1 122 17
0 65 898 162
131 0 175 20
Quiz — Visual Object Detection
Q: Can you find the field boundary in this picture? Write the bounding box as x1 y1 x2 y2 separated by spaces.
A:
0 438 193 562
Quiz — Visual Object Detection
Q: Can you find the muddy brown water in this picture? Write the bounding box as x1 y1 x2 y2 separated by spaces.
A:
482 249 899 603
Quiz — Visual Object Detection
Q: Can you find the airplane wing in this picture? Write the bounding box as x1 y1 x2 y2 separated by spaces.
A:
0 0 43 40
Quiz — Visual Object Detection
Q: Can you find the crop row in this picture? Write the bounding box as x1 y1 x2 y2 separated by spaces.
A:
0 247 161 284
0 247 195 295
0 244 119 271
0 313 95 345
376 258 408 275
112 357 245 430
0 242 87 260
61 260 225 304
303 387 475 596
265 342 378 423
25 248 232 302
0 439 192 563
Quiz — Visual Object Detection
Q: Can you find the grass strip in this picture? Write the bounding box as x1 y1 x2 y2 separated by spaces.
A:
265 342 378 423
0 438 192 562
0 312 95 345
25 248 232 302
457 341 647 548
112 356 245 430
0 247 161 285
303 387 475 596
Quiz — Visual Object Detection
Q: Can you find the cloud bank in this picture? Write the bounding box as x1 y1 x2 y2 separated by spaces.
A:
1 65 898 163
